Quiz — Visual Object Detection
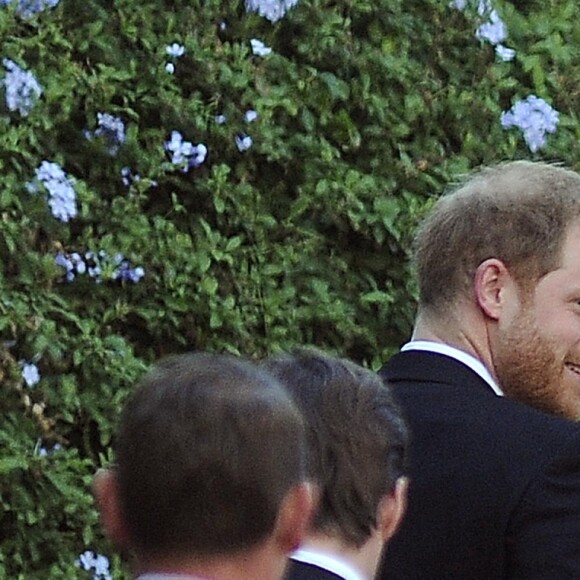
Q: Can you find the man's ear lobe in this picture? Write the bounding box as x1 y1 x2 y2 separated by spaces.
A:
93 468 131 550
474 258 511 320
273 481 318 554
378 476 409 542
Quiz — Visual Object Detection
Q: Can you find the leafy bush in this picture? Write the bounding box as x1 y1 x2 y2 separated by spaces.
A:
1 0 580 576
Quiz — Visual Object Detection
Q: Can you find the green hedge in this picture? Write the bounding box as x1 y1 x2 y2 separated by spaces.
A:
1 0 580 576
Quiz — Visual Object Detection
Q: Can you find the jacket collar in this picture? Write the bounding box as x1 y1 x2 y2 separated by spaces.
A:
380 349 499 396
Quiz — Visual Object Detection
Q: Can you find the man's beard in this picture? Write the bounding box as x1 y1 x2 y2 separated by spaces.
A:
493 313 572 419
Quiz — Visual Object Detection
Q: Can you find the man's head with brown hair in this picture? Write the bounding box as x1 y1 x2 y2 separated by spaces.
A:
413 161 580 419
263 348 409 579
94 352 315 580
416 160 580 316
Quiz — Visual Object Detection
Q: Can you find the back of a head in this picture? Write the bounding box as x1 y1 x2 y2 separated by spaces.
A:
416 160 580 314
263 349 409 548
115 352 305 561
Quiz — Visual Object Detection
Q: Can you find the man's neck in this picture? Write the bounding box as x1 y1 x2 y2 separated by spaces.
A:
412 307 499 384
136 545 287 580
296 534 381 580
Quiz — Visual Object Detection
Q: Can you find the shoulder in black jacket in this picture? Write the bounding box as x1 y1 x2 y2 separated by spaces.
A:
376 350 580 580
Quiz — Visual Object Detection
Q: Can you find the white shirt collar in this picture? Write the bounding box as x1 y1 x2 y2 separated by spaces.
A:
291 547 365 580
137 574 211 580
400 340 504 396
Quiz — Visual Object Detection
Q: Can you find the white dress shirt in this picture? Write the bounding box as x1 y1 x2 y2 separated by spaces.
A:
400 340 504 396
137 574 212 580
291 547 365 580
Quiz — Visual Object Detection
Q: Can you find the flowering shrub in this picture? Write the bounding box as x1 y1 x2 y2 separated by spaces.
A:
1 0 580 576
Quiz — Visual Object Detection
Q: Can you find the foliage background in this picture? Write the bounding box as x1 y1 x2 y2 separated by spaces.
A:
1 0 579 576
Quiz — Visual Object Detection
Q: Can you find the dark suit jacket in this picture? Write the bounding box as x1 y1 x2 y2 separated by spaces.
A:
377 350 580 580
286 560 345 580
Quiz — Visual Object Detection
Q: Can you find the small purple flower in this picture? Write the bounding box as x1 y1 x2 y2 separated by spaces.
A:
113 254 145 283
189 143 208 168
22 362 40 387
235 133 253 152
476 10 507 45
245 109 258 123
87 112 126 155
76 550 112 580
166 43 185 58
121 167 131 186
114 259 145 283
55 252 76 281
495 44 515 62
121 167 140 187
164 130 188 165
250 39 272 57
37 440 63 457
477 0 493 16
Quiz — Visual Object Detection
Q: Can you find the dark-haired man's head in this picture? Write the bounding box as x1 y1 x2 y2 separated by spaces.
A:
94 352 315 580
264 349 409 579
414 160 580 419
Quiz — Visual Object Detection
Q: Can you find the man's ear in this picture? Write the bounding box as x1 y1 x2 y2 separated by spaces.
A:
377 476 409 542
93 468 131 551
273 481 318 554
473 258 513 320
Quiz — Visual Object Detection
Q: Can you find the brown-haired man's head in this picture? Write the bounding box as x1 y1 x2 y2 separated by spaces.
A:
94 352 315 580
264 348 409 579
414 160 580 419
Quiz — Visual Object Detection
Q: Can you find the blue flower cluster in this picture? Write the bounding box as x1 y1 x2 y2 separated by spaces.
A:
55 250 145 284
450 1 559 148
21 362 40 387
245 0 298 23
451 0 515 61
0 0 59 18
32 161 77 222
1 58 42 116
164 130 208 171
113 255 145 283
55 251 101 282
501 95 559 153
85 112 126 155
76 550 111 580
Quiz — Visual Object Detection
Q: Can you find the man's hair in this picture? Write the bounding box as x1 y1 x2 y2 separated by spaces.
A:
263 348 409 548
416 160 580 313
115 352 306 560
